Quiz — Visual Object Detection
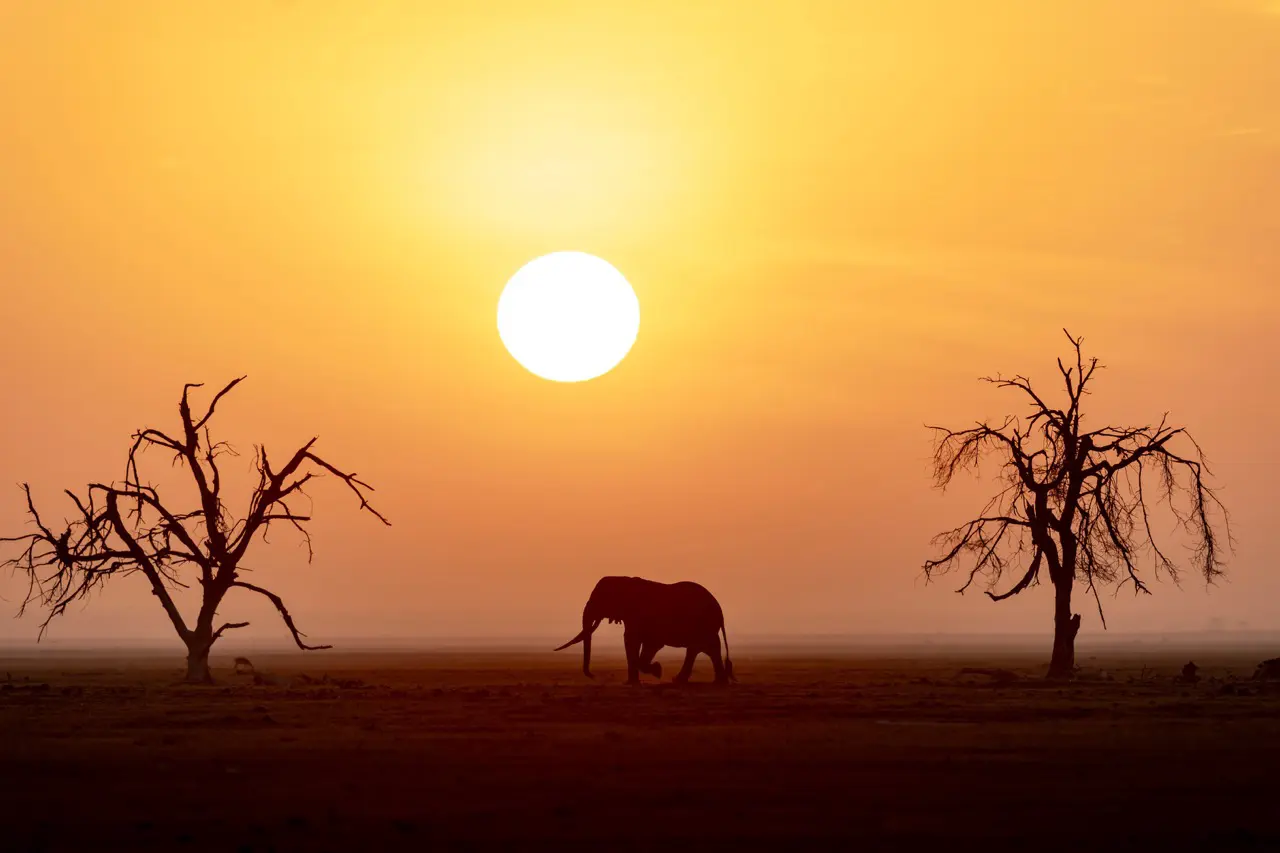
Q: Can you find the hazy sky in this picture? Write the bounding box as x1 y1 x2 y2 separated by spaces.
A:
1 1 1278 646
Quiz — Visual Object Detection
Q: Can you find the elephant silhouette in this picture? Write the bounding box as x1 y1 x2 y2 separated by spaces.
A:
555 576 734 685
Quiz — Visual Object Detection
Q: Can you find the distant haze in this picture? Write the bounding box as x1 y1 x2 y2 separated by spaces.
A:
1 2 1278 648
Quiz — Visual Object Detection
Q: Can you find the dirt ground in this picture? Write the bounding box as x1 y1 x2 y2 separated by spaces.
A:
2 647 1279 852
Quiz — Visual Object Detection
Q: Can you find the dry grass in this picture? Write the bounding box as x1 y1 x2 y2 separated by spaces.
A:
3 649 1279 851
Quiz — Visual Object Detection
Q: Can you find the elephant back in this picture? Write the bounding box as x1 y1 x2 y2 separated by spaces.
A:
630 580 724 647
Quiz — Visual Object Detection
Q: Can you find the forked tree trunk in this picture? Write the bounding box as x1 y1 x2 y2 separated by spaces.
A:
1047 579 1080 680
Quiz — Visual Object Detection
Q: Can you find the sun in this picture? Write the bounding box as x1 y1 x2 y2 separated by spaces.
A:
497 252 641 383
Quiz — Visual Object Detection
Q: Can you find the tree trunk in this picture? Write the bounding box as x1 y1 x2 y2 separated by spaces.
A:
184 638 213 684
1047 578 1080 680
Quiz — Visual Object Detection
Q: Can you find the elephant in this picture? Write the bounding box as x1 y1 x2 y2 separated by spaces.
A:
554 576 734 685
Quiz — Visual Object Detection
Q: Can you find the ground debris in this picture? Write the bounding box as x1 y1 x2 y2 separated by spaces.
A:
1252 658 1280 682
1177 662 1201 685
0 681 52 694
1217 681 1255 697
295 673 368 690
1077 668 1114 682
958 667 1022 683
252 671 293 688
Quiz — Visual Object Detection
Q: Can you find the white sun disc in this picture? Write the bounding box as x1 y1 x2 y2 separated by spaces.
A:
497 252 640 382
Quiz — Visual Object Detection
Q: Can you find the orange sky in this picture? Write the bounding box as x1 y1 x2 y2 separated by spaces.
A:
1 1 1278 645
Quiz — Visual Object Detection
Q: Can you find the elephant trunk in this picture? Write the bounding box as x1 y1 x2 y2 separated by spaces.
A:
554 606 602 679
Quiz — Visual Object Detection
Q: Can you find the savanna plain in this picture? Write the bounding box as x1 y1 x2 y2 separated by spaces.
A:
4 645 1280 852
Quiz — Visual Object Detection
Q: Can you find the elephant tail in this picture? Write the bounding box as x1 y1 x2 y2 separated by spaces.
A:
721 623 736 682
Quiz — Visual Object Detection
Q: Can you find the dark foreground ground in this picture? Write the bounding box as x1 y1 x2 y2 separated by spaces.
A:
3 648 1280 852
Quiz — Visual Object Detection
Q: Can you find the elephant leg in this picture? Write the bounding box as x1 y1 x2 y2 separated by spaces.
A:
638 641 663 679
623 631 642 685
673 647 698 684
707 639 728 685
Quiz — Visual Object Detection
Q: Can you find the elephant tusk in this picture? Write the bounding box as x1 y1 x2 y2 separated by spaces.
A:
554 630 587 651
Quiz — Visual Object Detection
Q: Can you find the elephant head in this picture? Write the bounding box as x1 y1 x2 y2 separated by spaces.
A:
553 576 638 678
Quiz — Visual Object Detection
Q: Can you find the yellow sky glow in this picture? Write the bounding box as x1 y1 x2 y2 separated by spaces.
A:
1 1 1278 643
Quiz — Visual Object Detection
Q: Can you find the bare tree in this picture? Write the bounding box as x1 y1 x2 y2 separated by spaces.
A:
924 332 1230 679
2 378 390 682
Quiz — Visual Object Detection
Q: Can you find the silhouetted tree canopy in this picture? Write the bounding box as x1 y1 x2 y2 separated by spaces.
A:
2 378 390 682
923 331 1231 678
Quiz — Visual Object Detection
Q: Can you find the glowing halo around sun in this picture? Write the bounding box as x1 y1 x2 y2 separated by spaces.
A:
497 252 641 383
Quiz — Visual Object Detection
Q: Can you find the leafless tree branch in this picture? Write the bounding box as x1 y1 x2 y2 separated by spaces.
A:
231 581 332 651
212 621 250 642
2 377 386 680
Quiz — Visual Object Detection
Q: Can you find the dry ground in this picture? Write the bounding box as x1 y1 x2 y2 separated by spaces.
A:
3 648 1279 852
